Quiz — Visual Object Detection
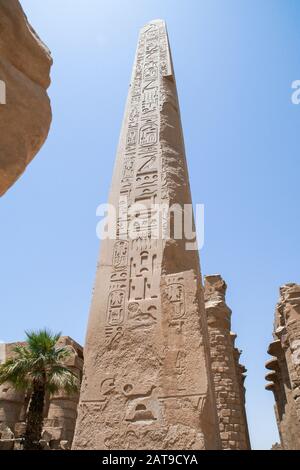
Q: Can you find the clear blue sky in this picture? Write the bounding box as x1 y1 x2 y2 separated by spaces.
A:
1 0 300 449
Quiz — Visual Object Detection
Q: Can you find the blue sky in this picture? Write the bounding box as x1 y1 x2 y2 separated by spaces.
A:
1 0 300 449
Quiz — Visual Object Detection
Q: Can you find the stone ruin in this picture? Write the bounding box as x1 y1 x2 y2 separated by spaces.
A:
204 275 250 450
0 337 83 450
266 283 300 450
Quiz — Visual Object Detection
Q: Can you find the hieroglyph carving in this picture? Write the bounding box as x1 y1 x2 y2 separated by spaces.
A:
73 21 219 450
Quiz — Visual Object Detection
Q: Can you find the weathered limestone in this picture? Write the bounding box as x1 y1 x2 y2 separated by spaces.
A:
266 284 300 450
0 337 83 450
0 0 52 196
73 20 220 450
0 343 26 431
43 337 83 446
204 275 250 450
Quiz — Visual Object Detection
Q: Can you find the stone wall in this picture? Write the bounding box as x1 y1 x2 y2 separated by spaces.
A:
204 275 251 450
0 0 52 196
266 283 300 450
0 343 27 431
0 336 83 449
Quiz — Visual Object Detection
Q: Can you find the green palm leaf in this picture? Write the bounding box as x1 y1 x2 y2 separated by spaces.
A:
0 329 80 450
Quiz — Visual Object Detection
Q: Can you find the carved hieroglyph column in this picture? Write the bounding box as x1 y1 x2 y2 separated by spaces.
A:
73 20 220 450
266 284 300 449
204 275 250 450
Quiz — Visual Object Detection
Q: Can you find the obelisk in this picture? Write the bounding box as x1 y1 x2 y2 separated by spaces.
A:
73 20 220 450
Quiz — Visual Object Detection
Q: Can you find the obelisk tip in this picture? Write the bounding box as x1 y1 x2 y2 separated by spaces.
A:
142 19 166 28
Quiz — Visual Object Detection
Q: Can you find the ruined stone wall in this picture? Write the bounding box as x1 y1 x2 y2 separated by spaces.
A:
266 284 300 450
0 343 27 431
204 275 251 450
0 337 83 449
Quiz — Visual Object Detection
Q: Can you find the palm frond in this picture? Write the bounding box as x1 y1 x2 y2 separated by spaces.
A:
46 365 79 395
0 357 32 390
25 329 61 355
53 346 72 359
12 344 31 358
1 330 79 396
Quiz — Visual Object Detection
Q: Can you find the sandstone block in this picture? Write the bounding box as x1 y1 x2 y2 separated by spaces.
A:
0 0 52 196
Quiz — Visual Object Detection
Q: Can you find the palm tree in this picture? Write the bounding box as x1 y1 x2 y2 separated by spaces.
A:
0 329 79 450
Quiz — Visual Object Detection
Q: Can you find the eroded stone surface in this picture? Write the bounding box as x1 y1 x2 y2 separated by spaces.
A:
0 0 52 196
72 20 220 450
204 275 251 450
43 337 83 446
0 423 14 440
0 342 26 431
266 283 300 450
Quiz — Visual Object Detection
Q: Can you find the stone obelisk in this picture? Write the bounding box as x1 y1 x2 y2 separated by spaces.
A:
73 20 220 450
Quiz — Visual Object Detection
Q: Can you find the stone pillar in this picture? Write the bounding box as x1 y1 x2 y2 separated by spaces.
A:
0 343 25 433
43 337 83 446
204 275 250 450
266 284 300 449
73 20 220 450
231 334 251 448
